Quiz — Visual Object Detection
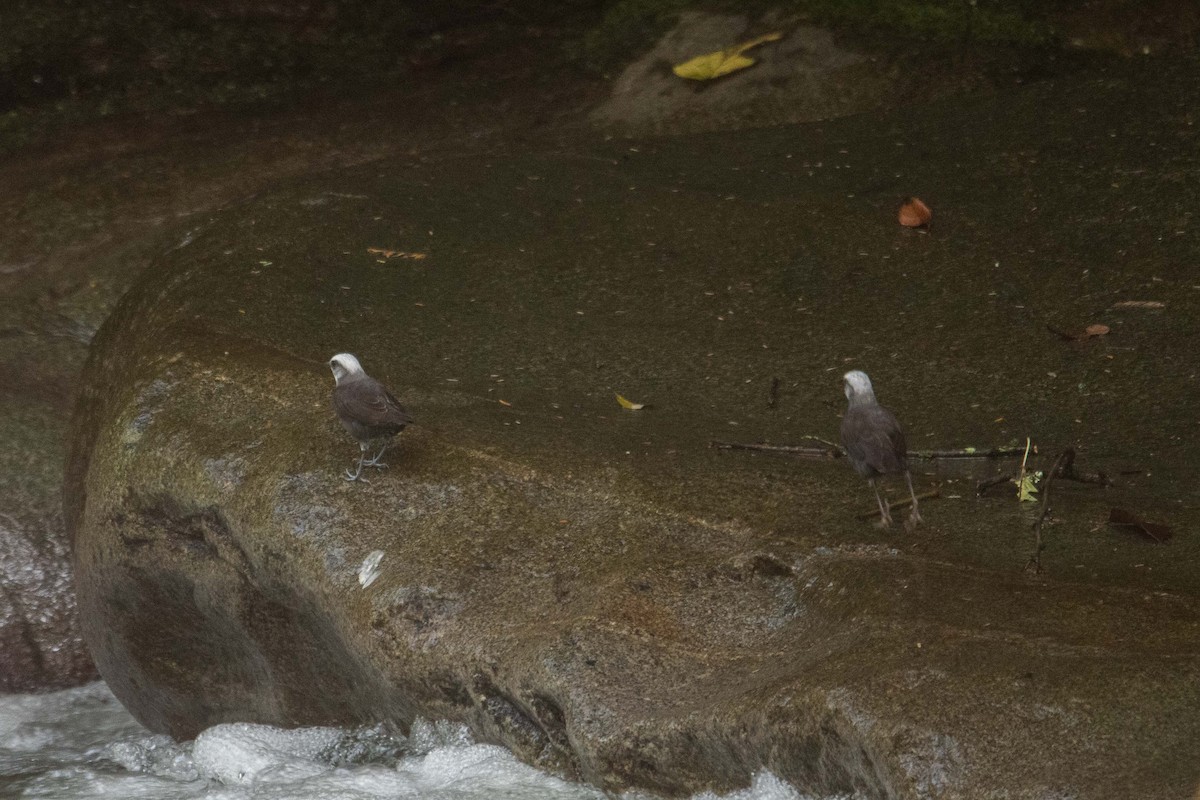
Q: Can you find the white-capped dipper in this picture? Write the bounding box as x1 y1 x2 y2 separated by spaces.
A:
840 370 922 529
329 353 413 482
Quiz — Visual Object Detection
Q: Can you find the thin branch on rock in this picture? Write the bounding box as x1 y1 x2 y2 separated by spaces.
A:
856 487 942 520
978 449 1113 496
975 474 1014 495
908 446 1029 459
1053 448 1111 486
1026 449 1074 574
711 439 1029 461
709 441 841 458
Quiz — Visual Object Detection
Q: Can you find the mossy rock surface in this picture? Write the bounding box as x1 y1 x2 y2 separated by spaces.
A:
68 60 1200 797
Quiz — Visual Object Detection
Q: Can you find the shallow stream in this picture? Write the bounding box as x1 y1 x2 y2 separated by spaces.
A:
0 683 829 800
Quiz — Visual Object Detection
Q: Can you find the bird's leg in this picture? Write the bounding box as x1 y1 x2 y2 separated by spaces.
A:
871 479 893 528
904 470 922 530
344 443 370 482
364 442 389 469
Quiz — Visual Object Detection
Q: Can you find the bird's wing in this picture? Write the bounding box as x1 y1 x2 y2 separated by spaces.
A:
841 405 907 474
864 406 907 472
335 379 413 428
382 389 415 426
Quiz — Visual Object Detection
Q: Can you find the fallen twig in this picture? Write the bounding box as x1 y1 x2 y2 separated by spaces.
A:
709 440 840 459
856 487 942 520
1054 448 1111 486
908 446 1029 459
978 450 1113 496
1026 449 1074 573
975 474 1014 495
712 439 1029 461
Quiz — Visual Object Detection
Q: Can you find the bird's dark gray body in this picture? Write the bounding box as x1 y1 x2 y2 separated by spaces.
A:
840 370 921 528
333 375 413 442
841 402 908 479
329 353 412 481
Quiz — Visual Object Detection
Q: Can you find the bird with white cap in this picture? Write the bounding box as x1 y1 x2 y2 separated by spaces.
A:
839 370 922 529
329 353 413 482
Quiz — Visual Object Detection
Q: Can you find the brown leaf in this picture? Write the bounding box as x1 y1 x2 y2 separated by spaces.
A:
1046 322 1110 342
898 197 932 228
1108 508 1173 543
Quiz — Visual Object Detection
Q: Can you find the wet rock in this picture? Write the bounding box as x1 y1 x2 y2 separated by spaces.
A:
0 506 96 691
0 335 97 692
66 64 1200 799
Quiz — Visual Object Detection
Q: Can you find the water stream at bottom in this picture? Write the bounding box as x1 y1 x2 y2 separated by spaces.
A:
0 683 840 800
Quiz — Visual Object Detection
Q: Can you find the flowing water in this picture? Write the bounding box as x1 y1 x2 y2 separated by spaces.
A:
0 683 830 800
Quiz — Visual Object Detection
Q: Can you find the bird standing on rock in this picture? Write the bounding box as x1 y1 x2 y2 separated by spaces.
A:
329 353 413 482
839 370 922 529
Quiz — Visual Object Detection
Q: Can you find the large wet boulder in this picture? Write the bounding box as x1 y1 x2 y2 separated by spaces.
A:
67 61 1200 798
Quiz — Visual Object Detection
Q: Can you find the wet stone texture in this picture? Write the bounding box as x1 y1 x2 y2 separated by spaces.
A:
67 59 1200 799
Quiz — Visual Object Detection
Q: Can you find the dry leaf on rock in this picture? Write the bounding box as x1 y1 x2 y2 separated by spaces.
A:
1015 471 1041 503
615 393 646 410
673 32 783 81
898 197 932 228
367 247 428 261
1108 508 1173 543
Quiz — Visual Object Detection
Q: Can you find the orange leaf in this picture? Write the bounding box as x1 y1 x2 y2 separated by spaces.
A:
898 197 932 228
1084 323 1109 337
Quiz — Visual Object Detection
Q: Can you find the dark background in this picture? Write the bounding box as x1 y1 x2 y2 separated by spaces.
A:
2 0 1197 155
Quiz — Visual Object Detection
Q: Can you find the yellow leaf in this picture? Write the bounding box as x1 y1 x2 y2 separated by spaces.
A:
1016 471 1042 503
672 32 783 81
367 247 428 261
615 393 645 410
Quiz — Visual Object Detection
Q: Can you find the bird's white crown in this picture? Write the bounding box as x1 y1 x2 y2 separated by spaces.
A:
329 353 365 385
843 370 877 403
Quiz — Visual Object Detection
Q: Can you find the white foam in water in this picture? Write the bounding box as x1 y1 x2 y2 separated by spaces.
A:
192 723 345 785
0 682 843 800
691 772 809 800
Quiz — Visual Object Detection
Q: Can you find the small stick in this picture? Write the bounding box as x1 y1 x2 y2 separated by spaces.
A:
856 487 942 520
1054 448 1111 486
978 460 1113 495
1026 449 1073 573
710 441 841 458
712 440 1028 460
976 473 1014 495
908 446 1029 460
798 435 843 449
